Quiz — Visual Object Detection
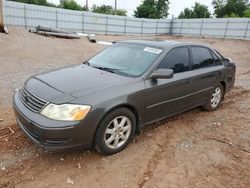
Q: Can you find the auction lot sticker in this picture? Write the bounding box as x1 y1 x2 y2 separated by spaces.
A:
143 47 162 54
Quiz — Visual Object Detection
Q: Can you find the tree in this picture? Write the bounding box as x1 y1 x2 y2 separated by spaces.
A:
91 4 126 16
244 9 250 17
179 8 193 19
10 0 88 10
10 0 57 7
212 0 250 18
178 2 211 18
134 0 169 19
114 9 127 16
92 4 113 14
59 0 86 11
192 2 211 18
156 0 169 18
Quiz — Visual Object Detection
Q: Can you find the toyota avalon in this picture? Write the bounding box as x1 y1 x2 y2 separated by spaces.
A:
13 40 236 154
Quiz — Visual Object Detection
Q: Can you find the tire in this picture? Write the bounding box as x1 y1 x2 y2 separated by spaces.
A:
94 108 136 155
202 84 224 111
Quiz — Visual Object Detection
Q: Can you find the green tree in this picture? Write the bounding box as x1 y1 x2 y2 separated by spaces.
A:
91 4 127 16
134 0 169 19
244 9 250 17
10 0 57 8
59 0 86 11
178 2 211 18
113 9 127 16
92 4 113 14
155 0 170 18
212 0 250 18
10 0 88 10
178 8 193 19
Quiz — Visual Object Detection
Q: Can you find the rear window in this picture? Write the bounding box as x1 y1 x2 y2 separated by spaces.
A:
211 51 223 66
214 49 225 60
191 47 214 70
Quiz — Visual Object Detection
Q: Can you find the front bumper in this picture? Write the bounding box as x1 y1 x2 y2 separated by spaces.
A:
13 91 95 150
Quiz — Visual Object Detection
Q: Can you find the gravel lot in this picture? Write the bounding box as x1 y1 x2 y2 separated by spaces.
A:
0 27 250 188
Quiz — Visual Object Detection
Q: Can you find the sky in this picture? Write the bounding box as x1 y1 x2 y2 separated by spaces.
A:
48 0 214 18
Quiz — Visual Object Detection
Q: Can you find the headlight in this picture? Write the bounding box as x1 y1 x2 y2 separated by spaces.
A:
41 104 91 121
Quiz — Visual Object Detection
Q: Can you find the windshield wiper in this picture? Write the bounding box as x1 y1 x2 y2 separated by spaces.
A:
92 66 117 73
84 62 113 71
91 65 127 73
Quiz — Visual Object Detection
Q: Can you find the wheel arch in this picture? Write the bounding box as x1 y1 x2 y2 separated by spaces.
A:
92 103 140 146
219 80 226 96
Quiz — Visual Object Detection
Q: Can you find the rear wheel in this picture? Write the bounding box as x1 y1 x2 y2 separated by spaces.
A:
94 108 136 155
203 84 224 111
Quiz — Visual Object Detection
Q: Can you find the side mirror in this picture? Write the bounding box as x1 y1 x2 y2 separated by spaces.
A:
149 69 174 79
224 57 232 62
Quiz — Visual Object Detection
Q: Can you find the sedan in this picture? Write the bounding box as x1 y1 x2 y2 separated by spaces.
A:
13 40 236 154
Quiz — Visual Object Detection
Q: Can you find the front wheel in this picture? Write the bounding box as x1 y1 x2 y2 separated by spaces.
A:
94 108 136 155
203 84 224 111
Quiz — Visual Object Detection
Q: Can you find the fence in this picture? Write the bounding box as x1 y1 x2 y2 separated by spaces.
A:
173 18 250 40
2 1 250 40
2 1 171 35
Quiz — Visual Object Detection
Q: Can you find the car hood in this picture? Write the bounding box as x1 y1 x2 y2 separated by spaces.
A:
25 64 132 104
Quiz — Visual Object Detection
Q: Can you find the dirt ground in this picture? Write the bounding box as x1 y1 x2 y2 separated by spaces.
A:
0 28 250 188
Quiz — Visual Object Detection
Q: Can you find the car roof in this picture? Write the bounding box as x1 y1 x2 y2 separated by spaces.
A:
119 40 211 49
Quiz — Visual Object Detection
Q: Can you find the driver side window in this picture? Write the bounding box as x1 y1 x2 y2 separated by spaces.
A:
157 47 190 73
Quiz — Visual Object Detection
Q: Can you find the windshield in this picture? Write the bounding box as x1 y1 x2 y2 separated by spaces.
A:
88 43 163 77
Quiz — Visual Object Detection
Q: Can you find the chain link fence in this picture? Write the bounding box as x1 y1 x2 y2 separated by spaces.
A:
2 1 250 40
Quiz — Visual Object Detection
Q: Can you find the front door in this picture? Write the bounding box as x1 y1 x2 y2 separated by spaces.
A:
144 46 193 123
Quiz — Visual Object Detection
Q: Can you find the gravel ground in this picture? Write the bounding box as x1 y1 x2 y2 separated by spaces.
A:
0 27 250 188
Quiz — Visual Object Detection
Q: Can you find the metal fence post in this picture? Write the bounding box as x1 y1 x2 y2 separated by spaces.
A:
155 20 159 35
224 19 229 38
141 19 144 36
82 12 84 33
180 19 183 35
244 19 250 39
24 4 27 29
55 10 58 28
169 15 174 35
105 16 108 35
200 19 204 36
124 16 127 35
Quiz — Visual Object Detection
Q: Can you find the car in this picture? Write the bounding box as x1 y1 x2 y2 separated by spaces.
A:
13 40 236 155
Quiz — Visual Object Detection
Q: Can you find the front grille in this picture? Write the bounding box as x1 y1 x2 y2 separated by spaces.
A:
20 87 47 113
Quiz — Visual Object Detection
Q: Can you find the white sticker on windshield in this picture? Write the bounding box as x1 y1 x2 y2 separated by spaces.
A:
143 47 162 54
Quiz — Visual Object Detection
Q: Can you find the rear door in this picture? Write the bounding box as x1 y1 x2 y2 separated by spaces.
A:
187 46 224 106
145 46 194 123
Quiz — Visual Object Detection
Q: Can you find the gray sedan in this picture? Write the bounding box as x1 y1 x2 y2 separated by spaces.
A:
13 40 235 155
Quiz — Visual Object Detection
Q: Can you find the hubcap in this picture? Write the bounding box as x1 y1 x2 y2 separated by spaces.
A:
211 87 222 108
104 116 132 149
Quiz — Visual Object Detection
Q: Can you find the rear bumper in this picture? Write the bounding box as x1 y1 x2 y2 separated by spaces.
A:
13 91 94 150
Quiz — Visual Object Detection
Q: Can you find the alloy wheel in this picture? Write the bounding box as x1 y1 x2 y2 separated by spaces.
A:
211 87 222 108
104 116 132 149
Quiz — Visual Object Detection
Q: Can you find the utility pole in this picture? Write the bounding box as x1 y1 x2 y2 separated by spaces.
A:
0 0 4 32
115 0 117 10
86 0 88 10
